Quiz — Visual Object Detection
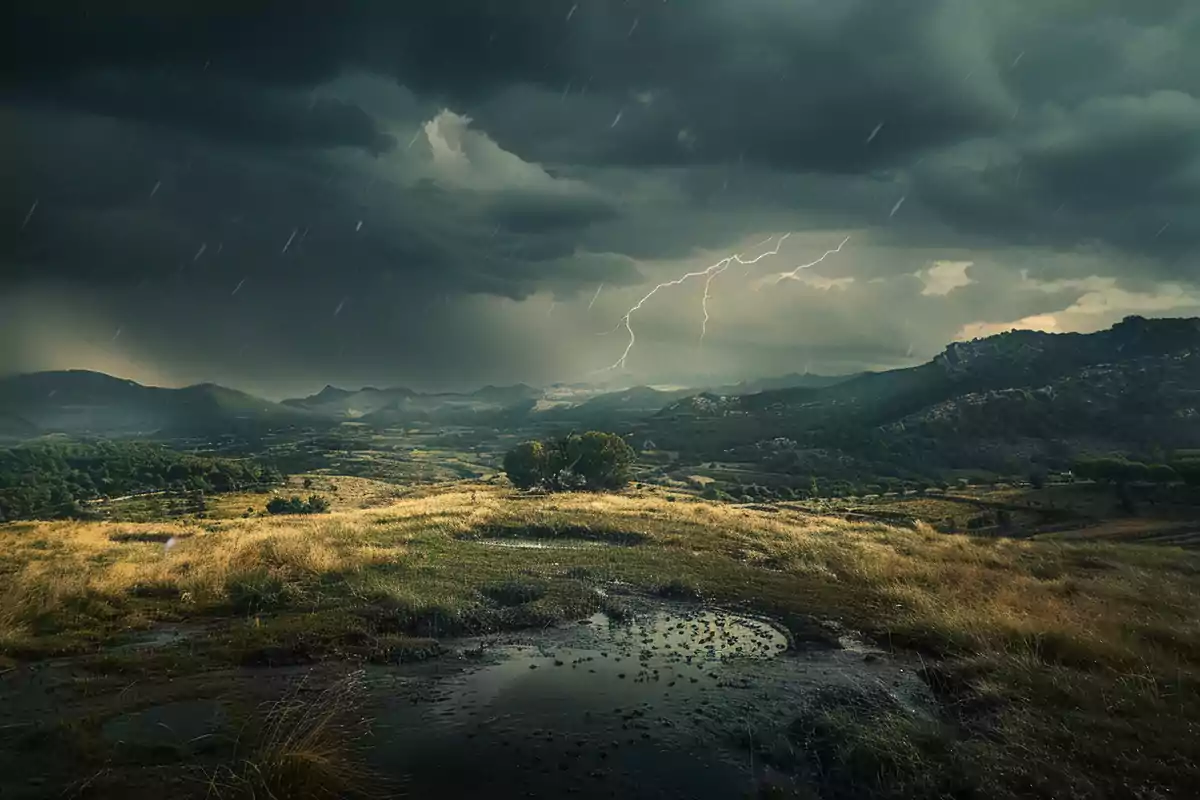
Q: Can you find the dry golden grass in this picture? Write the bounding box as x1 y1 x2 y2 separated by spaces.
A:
2 482 1198 796
2 484 1197 668
204 670 383 800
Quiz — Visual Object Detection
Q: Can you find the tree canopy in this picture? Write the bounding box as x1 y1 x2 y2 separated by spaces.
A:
503 431 635 492
0 440 283 521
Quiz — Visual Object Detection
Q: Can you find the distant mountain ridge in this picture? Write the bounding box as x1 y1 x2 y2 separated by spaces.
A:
279 382 542 422
0 370 309 439
649 316 1200 466
5 317 1196 452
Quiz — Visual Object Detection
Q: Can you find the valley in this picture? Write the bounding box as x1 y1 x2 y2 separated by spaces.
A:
2 317 1200 798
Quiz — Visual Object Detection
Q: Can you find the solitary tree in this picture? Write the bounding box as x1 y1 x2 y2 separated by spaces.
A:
503 432 634 492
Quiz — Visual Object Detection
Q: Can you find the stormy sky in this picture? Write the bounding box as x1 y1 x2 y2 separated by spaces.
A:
3 1 1199 397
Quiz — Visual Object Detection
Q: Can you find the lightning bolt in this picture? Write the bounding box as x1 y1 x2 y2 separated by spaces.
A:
588 283 604 310
767 236 851 285
596 233 792 372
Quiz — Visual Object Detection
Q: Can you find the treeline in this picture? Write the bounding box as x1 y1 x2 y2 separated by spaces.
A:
1072 456 1200 486
0 440 283 521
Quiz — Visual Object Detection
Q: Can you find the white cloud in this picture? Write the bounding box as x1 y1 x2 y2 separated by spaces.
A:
956 313 1060 341
955 276 1200 341
421 109 568 192
919 260 974 296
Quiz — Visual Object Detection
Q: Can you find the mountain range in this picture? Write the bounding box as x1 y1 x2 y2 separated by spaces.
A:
0 367 853 440
3 317 1198 473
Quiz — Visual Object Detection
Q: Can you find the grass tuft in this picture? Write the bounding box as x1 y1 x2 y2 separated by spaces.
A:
787 686 978 800
208 670 384 800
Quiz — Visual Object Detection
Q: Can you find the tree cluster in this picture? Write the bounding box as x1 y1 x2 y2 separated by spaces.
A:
1072 457 1195 486
0 440 283 522
265 494 331 515
503 431 635 492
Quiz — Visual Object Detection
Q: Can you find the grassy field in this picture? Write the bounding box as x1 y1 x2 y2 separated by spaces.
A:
87 474 420 523
2 482 1198 797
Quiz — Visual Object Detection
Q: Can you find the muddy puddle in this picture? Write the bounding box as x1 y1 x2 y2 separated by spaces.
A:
365 602 933 799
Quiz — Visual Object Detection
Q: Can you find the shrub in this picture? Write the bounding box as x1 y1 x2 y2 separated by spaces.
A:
1029 468 1047 489
1148 463 1178 484
266 494 330 515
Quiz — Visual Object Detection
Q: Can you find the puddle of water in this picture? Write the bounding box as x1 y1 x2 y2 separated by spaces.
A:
110 625 194 652
471 538 605 550
101 699 230 754
365 605 933 799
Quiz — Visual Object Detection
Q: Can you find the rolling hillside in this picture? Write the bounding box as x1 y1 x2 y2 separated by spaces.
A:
648 316 1200 470
0 371 312 438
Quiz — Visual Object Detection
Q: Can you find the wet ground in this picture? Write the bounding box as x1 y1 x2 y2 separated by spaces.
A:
0 599 934 799
365 601 934 799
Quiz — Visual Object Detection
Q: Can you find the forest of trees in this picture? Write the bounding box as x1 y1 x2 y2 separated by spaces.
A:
0 440 283 521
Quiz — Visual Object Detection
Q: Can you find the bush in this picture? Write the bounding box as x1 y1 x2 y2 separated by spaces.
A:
503 432 634 492
1173 459 1200 486
227 569 288 614
1148 463 1178 484
266 494 331 515
1029 468 1047 489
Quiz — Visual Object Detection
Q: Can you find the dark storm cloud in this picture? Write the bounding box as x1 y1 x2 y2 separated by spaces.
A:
4 1 1200 390
9 1 1006 172
1 104 633 302
484 189 619 234
11 70 396 154
912 88 1200 272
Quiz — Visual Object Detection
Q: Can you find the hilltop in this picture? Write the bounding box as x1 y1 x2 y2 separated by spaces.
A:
0 482 1196 798
649 316 1200 475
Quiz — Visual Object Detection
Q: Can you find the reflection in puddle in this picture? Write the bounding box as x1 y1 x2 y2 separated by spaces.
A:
101 700 229 753
366 604 932 799
471 538 607 550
